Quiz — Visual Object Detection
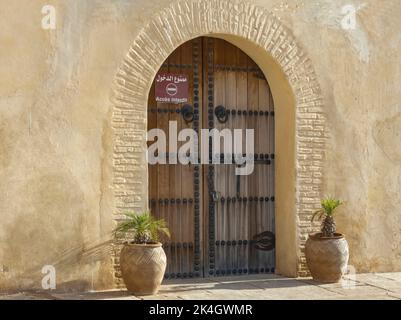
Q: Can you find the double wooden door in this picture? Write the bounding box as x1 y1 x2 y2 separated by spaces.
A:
148 37 275 279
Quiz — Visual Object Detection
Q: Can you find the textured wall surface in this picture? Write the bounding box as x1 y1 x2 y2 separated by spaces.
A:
1 0 401 291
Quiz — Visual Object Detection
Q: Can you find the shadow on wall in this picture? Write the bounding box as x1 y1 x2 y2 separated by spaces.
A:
0 237 114 293
0 172 113 292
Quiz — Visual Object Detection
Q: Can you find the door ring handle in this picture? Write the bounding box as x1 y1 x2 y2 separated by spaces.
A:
181 104 194 123
215 105 228 123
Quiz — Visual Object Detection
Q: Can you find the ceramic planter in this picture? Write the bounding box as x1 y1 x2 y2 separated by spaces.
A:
305 233 349 283
120 242 167 295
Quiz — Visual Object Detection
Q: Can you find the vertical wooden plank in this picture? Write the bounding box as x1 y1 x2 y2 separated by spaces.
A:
269 85 276 271
236 48 248 275
181 40 194 277
247 57 259 273
213 38 226 275
202 37 213 276
194 37 203 278
155 60 171 276
258 75 270 272
148 83 158 218
224 40 237 275
168 46 182 278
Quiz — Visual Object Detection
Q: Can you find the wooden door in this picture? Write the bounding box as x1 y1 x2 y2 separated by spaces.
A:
148 37 275 279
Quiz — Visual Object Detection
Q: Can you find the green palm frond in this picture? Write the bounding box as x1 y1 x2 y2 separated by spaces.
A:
311 197 343 222
114 211 170 244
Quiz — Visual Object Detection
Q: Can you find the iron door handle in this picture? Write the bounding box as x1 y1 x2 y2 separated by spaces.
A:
215 105 228 123
181 104 194 123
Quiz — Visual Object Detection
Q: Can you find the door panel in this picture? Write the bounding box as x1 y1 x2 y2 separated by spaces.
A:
148 39 202 279
148 37 275 279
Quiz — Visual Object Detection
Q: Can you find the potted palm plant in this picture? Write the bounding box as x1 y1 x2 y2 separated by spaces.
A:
305 198 349 283
114 211 170 295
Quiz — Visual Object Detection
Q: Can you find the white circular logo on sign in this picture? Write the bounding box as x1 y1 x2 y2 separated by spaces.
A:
166 83 178 96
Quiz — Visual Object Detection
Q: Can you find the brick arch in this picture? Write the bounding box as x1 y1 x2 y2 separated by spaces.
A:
111 0 325 279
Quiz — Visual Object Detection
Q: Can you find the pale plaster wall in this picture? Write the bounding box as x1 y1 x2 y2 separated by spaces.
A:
0 0 401 291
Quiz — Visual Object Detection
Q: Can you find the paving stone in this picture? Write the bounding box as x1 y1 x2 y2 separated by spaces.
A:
298 277 362 289
386 292 401 299
377 272 401 282
324 284 391 297
0 292 52 300
49 290 139 300
323 294 399 300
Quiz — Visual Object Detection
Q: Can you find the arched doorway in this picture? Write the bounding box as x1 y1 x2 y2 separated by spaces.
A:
112 0 326 283
147 37 275 279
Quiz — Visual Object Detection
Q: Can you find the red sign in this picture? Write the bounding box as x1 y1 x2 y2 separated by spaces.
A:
155 73 188 104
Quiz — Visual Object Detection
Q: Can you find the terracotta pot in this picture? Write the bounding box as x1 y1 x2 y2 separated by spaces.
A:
120 242 167 295
305 233 349 283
